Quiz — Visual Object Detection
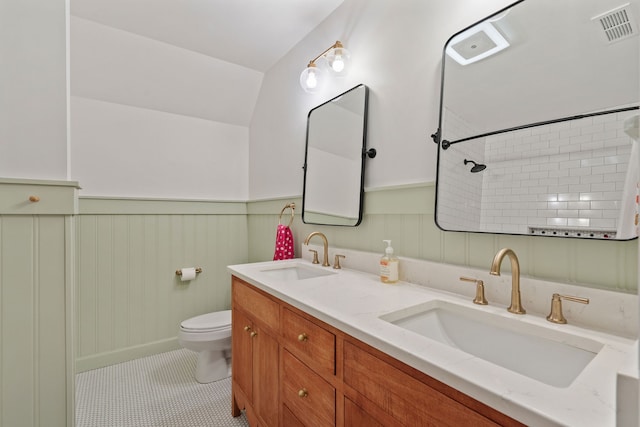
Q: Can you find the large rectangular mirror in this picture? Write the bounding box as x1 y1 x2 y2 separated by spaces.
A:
434 0 639 240
302 84 370 226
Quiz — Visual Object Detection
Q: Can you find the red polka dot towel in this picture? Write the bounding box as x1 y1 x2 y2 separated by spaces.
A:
273 224 294 260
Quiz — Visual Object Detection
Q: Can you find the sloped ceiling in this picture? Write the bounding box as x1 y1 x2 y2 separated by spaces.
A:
71 0 345 72
70 0 344 127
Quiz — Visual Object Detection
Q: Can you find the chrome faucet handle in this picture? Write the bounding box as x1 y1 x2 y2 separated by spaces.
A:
460 276 488 305
333 254 345 269
309 249 319 264
546 293 589 324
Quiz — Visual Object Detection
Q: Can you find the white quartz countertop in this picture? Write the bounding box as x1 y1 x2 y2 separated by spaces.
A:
228 258 637 427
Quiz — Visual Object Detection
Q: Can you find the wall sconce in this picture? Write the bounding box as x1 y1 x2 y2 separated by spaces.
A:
299 40 351 93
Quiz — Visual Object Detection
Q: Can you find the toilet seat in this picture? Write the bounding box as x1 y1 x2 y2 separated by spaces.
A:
180 310 231 333
178 309 233 383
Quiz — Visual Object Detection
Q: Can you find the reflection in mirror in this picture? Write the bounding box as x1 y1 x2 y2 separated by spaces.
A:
435 0 640 240
303 84 369 226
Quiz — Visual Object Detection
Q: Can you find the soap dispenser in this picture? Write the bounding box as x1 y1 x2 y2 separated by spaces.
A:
380 240 399 284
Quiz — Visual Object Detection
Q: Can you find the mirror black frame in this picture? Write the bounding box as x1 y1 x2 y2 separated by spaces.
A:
302 84 371 226
433 2 519 237
433 0 639 241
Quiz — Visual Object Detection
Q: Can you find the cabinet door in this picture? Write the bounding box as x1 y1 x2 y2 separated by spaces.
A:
253 326 279 427
232 278 280 427
344 398 384 427
232 308 253 403
232 277 279 331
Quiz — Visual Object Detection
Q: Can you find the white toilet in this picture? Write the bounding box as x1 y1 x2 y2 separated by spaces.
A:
178 310 232 384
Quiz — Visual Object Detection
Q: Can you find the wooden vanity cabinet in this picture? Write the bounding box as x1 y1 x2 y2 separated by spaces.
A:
231 276 524 427
282 349 336 427
344 397 385 427
280 307 337 426
342 340 525 426
281 307 336 376
231 278 280 427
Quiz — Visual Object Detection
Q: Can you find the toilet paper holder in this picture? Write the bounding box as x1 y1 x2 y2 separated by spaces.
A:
176 267 203 276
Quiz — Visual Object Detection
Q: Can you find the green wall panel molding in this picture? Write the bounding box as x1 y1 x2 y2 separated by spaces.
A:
0 178 79 215
246 196 301 215
0 177 80 187
0 180 75 427
79 196 247 215
75 210 249 372
0 215 72 426
247 184 637 293
364 183 435 215
74 185 637 372
75 338 180 372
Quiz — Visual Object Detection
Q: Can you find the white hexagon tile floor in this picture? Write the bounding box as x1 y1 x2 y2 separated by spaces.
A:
76 349 249 427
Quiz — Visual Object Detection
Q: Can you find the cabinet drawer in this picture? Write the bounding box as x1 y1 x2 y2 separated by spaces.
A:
282 350 335 427
282 308 335 376
343 341 502 427
232 278 280 332
282 404 305 427
0 180 78 215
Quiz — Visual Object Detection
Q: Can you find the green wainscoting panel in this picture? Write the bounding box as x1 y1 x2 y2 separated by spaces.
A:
247 197 302 262
247 184 637 292
80 196 246 215
0 178 79 215
364 183 435 214
74 184 637 373
75 198 249 371
0 215 71 427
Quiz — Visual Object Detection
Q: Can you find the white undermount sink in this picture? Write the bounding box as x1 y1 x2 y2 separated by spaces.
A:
380 300 603 388
259 262 336 281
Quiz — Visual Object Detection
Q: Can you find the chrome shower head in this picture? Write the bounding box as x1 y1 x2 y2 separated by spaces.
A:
464 159 486 173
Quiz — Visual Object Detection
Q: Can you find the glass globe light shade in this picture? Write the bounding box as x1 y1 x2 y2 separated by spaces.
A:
325 46 351 76
299 63 327 93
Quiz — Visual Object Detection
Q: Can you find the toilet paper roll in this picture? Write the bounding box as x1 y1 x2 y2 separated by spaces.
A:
180 267 197 281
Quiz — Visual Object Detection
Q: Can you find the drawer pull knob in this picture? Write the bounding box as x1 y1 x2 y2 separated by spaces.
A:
244 326 251 332
29 196 40 202
298 333 308 342
298 388 308 398
250 331 258 338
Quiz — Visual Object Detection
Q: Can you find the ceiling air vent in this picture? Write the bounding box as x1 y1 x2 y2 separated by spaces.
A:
592 3 637 43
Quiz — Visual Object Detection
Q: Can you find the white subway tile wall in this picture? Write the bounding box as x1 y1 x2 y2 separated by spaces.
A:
436 107 485 231
439 106 637 237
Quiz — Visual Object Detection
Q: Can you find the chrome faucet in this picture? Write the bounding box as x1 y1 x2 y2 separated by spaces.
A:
304 231 330 267
489 248 526 314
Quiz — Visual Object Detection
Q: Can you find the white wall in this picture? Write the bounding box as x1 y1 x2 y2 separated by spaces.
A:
249 0 516 199
69 16 261 199
2 0 516 199
70 97 249 200
0 0 68 180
